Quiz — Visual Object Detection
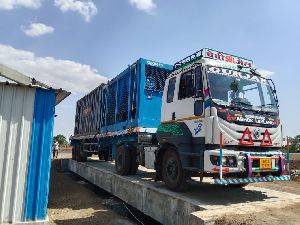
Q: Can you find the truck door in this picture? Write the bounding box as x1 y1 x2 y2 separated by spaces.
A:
161 66 203 122
175 69 197 119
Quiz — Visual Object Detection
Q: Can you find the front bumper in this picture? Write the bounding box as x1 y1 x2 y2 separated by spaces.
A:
204 149 286 176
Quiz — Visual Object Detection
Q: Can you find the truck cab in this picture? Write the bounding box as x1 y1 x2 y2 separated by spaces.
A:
156 48 288 191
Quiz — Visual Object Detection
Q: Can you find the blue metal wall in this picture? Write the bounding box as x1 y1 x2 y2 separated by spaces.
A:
24 88 55 221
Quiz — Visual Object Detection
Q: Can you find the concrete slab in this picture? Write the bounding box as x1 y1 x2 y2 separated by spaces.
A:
67 159 300 225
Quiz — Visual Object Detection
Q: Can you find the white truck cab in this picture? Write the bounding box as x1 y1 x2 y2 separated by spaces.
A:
155 48 288 191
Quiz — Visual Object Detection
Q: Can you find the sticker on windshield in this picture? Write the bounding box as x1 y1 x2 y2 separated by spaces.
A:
207 66 267 84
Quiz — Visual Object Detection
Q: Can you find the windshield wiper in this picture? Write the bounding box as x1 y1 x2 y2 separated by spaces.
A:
258 103 278 114
260 103 276 107
232 101 253 108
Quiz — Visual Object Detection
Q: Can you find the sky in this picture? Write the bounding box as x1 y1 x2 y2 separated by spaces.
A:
0 0 299 138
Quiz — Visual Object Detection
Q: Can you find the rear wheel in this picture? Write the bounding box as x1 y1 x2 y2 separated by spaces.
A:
128 146 138 175
76 146 87 162
72 147 76 160
104 148 110 161
115 145 131 175
162 147 189 192
98 152 103 160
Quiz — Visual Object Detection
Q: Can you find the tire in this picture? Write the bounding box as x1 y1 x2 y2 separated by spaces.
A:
81 156 87 162
72 147 76 160
76 153 82 162
104 153 109 162
75 146 82 162
162 147 189 192
104 148 110 162
115 145 131 175
98 152 103 161
76 146 87 162
128 146 138 175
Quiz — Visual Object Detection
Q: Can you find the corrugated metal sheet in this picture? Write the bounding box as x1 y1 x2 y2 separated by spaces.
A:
24 88 55 221
0 84 35 223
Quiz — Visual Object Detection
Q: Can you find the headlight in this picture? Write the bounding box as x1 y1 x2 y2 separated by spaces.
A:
210 155 237 167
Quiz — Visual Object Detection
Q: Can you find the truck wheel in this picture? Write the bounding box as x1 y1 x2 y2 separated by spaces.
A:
98 152 103 161
129 146 138 175
72 147 76 160
75 146 82 162
162 147 189 192
76 153 82 162
81 156 87 162
115 145 131 175
76 146 87 162
104 149 110 162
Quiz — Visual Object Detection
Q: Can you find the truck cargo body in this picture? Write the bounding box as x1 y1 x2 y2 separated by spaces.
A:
71 58 173 159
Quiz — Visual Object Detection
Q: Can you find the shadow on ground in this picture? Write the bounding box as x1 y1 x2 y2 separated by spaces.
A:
49 160 160 225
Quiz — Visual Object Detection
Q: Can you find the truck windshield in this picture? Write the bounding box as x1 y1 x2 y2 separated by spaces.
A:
207 66 278 113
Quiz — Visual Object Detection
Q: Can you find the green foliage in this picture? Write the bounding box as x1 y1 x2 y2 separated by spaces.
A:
54 134 68 146
289 135 300 152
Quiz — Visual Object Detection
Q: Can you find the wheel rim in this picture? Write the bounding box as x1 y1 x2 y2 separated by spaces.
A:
165 159 178 181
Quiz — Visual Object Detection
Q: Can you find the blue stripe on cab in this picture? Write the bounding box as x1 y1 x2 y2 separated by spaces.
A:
24 88 55 221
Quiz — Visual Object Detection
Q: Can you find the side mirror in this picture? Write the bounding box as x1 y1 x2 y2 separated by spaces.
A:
194 100 203 116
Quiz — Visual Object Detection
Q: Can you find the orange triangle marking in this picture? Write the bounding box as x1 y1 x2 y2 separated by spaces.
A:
261 129 273 146
240 127 254 145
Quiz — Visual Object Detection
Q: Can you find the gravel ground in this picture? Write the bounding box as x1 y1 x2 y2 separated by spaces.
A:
48 159 135 225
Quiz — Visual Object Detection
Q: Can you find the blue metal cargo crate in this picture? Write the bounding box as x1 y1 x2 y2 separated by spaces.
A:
72 58 173 158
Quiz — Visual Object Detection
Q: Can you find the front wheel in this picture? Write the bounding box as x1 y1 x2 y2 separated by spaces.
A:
162 147 189 192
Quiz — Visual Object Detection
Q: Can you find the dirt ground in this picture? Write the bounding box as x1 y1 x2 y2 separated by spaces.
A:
48 160 135 225
216 182 300 225
215 202 300 225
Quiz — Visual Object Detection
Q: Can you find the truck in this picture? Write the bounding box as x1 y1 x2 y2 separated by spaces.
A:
70 49 290 191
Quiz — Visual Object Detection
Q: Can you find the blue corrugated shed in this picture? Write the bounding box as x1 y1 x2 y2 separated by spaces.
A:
0 64 70 224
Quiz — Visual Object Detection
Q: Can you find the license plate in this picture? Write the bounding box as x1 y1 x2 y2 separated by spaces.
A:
260 158 272 169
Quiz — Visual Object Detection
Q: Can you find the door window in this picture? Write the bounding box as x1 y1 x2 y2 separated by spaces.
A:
195 66 203 97
178 71 195 100
166 77 176 103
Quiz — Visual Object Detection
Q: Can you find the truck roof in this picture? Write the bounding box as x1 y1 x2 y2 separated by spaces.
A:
173 48 254 72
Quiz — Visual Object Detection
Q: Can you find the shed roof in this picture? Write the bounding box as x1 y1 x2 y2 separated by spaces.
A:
0 64 70 105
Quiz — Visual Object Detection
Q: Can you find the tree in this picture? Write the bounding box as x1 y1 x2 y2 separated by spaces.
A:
289 135 300 152
54 134 68 146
